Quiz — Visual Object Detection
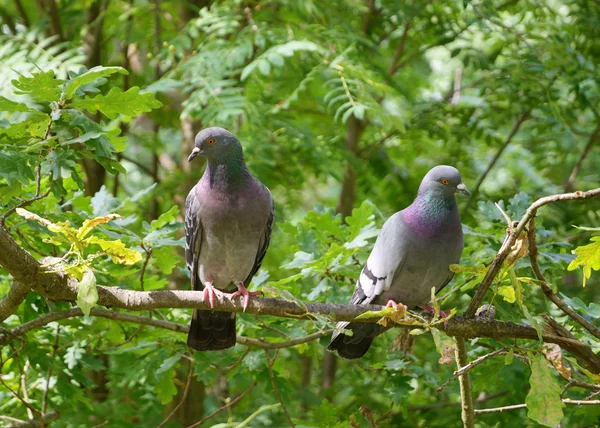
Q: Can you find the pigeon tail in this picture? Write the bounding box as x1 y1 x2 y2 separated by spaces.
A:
187 310 236 351
327 322 381 360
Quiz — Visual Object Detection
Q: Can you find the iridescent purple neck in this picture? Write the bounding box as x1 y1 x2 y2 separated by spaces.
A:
404 192 460 237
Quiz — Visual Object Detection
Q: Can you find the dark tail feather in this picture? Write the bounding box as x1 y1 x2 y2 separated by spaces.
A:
327 322 381 360
187 310 236 351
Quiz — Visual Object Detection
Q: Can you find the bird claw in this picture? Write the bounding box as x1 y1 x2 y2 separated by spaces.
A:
385 300 399 309
232 282 262 311
202 282 223 309
423 304 450 320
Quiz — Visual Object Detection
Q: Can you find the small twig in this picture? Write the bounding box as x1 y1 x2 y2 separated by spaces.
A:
475 399 600 414
438 349 506 392
211 349 250 371
186 381 257 428
157 359 193 428
0 165 51 228
256 316 291 339
0 409 60 427
265 349 295 427
21 360 34 419
139 244 152 291
388 22 412 75
41 325 60 415
587 389 600 400
0 373 41 418
564 121 600 192
465 111 530 211
454 337 475 428
527 217 600 341
96 324 143 351
561 379 600 399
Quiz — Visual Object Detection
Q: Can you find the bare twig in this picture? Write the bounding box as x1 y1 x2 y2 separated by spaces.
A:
265 350 295 427
0 372 41 418
96 324 143 351
465 111 530 211
438 349 507 392
158 359 194 428
475 399 600 414
454 337 475 428
564 121 600 192
20 360 33 419
466 187 600 317
139 245 152 291
186 381 257 428
528 217 600 340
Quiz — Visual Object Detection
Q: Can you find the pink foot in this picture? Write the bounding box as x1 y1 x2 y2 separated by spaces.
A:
423 304 450 319
202 282 223 309
231 282 262 311
385 300 399 309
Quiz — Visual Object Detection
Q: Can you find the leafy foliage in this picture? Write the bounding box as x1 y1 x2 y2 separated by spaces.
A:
1 0 600 427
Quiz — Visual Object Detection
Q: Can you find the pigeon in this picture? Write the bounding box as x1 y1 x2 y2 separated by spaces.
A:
328 165 470 359
185 127 274 351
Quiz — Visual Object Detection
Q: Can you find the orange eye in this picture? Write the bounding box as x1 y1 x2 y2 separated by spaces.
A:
207 138 215 145
441 178 449 185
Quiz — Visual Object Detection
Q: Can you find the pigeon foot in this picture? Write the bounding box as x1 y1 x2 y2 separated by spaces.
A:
385 300 399 309
202 282 223 309
232 282 262 311
423 304 450 320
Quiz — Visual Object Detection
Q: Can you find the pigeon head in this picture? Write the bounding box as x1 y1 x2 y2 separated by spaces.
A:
418 165 470 199
188 127 243 163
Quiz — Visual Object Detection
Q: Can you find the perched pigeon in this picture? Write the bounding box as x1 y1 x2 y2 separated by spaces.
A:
328 165 470 359
185 127 274 351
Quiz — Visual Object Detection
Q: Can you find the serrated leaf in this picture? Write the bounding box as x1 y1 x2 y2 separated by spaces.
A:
567 235 600 287
11 70 63 102
65 66 128 99
77 268 98 316
87 236 142 265
526 353 564 427
73 86 162 119
156 351 184 374
155 367 177 404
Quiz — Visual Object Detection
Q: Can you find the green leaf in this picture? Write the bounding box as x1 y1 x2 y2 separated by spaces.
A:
526 353 564 427
567 235 600 287
0 96 43 113
77 268 98 316
156 351 184 374
153 247 178 274
11 70 63 102
0 151 35 185
150 205 180 231
65 66 128 99
505 348 514 365
155 367 177 404
73 87 162 119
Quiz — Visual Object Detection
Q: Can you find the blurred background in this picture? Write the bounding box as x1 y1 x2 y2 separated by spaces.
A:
1 0 600 426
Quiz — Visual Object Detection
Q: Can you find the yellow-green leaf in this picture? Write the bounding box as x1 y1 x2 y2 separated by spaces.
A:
88 236 142 265
526 353 564 427
77 268 98 316
567 235 600 287
498 285 516 303
77 213 122 240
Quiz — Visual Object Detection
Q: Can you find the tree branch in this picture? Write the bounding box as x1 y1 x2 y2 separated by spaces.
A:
465 111 530 211
474 399 600 414
0 410 59 427
454 337 475 428
564 121 600 192
528 216 600 340
0 281 30 323
466 187 600 318
185 381 257 428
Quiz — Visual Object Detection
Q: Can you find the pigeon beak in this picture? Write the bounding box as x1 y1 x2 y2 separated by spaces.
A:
187 147 201 163
456 183 471 196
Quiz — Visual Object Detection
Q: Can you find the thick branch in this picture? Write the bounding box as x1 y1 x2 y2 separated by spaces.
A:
454 337 475 428
528 217 600 340
0 282 30 323
466 187 600 317
1 410 59 428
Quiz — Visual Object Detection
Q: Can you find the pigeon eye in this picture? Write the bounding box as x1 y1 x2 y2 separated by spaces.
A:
207 138 215 145
441 178 449 185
